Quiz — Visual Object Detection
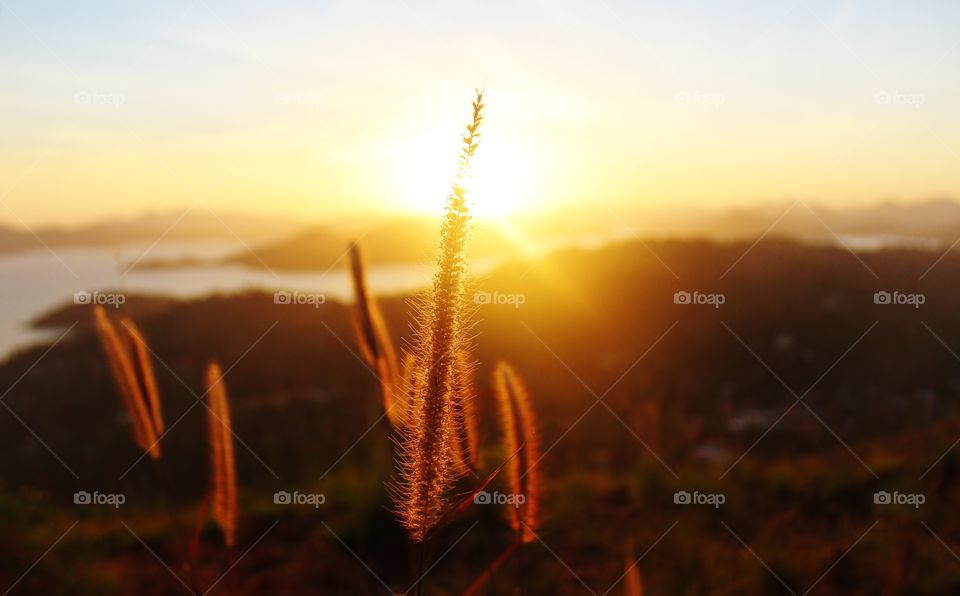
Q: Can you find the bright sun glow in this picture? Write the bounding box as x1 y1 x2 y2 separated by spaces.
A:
391 133 537 219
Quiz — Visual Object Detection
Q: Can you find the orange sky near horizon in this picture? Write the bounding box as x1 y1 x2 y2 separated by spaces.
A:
2 0 960 228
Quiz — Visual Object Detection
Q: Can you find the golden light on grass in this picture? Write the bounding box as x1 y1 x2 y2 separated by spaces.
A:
492 361 541 543
93 306 162 460
205 361 237 548
348 241 406 427
394 90 484 543
398 351 418 418
451 350 479 473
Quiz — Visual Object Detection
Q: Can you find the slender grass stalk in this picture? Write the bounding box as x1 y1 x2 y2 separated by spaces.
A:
205 361 237 548
462 539 521 596
624 538 644 596
394 90 485 543
348 241 406 427
93 306 161 460
492 362 541 542
188 491 212 593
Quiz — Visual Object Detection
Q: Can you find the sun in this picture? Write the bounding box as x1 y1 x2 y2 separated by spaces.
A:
391 132 536 220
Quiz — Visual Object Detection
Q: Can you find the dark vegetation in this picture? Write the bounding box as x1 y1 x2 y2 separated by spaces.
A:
3 237 960 594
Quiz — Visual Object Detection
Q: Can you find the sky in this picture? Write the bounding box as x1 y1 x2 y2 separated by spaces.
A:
2 0 960 227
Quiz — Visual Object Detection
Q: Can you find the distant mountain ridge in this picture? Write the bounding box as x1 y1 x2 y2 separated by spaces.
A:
0 210 301 253
132 199 960 271
138 216 532 271
6 199 960 269
693 198 960 243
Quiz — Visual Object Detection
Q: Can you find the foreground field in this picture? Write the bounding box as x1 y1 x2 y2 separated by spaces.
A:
2 237 960 594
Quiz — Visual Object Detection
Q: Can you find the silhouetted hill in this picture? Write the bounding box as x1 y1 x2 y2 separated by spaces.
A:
7 237 960 593
699 198 960 244
20 235 960 485
139 216 531 270
0 210 300 254
128 199 960 273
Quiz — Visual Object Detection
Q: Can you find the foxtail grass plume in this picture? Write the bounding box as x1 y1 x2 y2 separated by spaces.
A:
394 90 484 543
451 351 479 473
205 361 237 548
93 306 161 460
121 318 164 437
398 352 418 417
348 241 406 427
492 361 541 542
